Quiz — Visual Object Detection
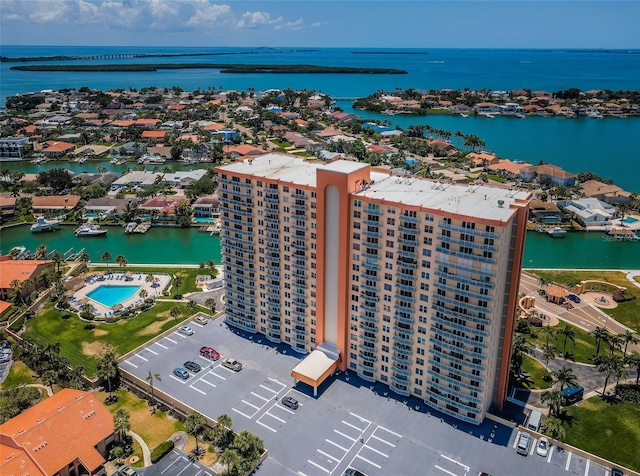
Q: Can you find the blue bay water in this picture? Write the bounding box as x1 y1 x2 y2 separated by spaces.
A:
1 46 639 191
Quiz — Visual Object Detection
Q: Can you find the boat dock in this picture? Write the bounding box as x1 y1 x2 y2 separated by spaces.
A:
125 222 152 234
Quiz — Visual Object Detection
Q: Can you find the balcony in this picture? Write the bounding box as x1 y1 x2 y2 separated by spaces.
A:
399 214 419 224
439 221 500 239
434 269 495 290
392 341 412 356
397 248 418 261
361 260 380 271
291 335 306 346
359 302 378 314
359 313 378 324
292 202 307 211
398 224 419 235
392 365 411 378
359 353 377 364
362 218 381 228
363 241 381 250
397 236 418 247
393 334 412 346
360 292 379 303
394 313 414 326
397 258 417 269
362 229 381 239
360 333 378 344
292 242 308 251
365 207 382 216
292 192 306 200
392 353 411 366
359 321 378 333
292 222 307 232
395 282 416 293
395 294 416 305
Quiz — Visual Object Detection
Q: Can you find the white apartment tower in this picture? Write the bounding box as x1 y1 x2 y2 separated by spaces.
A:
216 154 530 424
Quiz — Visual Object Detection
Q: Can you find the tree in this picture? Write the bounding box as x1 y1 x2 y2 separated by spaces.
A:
172 275 183 296
140 289 148 301
595 355 622 395
0 387 41 424
621 330 639 357
185 411 207 454
146 371 161 412
37 168 73 193
608 334 622 356
34 244 48 260
541 389 564 417
114 408 131 443
101 251 112 272
590 327 611 357
205 298 216 316
552 365 578 391
557 323 576 356
170 306 181 323
41 370 58 393
542 342 556 372
511 334 533 377
220 448 240 476
625 351 640 385
115 255 128 271
79 251 90 278
96 351 119 403
187 300 198 314
230 430 264 474
51 251 64 273
541 415 565 440
213 414 234 450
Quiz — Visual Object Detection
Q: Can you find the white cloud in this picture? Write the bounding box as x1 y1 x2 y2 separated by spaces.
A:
236 10 282 29
186 1 233 27
275 17 305 31
28 1 72 24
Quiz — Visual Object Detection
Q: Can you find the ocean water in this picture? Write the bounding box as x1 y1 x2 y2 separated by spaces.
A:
1 46 639 191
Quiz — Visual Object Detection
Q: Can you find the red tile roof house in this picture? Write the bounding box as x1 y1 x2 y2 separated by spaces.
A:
0 259 53 301
0 389 115 476
135 118 162 127
40 141 75 157
140 197 189 222
228 144 264 158
31 195 81 214
141 130 168 142
0 197 17 218
429 140 459 157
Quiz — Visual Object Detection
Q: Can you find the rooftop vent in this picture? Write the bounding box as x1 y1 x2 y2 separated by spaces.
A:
498 200 505 208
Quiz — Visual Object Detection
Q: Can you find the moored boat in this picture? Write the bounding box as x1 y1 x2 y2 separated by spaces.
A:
547 227 567 238
75 222 108 237
603 228 640 241
30 216 61 232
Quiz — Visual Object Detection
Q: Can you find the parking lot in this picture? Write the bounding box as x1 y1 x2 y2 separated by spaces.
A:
121 317 623 476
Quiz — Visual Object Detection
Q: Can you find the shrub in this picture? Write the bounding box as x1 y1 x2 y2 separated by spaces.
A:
84 323 95 330
106 316 121 324
151 440 174 463
61 313 72 320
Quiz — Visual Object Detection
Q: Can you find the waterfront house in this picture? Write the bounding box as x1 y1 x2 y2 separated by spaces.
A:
120 142 146 156
429 140 458 157
474 102 500 114
228 144 264 158
73 172 119 186
488 159 531 176
31 195 81 214
193 195 220 218
0 197 17 219
0 389 114 476
519 164 577 187
0 259 53 301
499 103 525 115
580 180 631 205
70 144 112 158
0 136 30 158
147 145 172 159
40 140 75 158
135 118 161 127
162 170 208 188
528 199 566 224
141 130 168 142
85 197 136 218
467 152 499 167
558 198 615 226
140 197 189 222
112 171 159 189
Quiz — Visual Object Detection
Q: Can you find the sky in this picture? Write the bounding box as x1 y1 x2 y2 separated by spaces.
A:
1 0 639 49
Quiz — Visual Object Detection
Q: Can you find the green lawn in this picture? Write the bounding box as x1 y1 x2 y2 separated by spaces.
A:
0 361 37 388
535 271 639 332
562 397 640 471
517 354 552 390
527 321 606 364
23 301 196 377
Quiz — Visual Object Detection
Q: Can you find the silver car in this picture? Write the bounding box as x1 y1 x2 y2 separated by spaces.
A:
178 325 193 336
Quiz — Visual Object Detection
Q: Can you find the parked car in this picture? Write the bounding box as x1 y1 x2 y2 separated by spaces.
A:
194 315 208 325
199 346 220 360
120 467 138 476
0 354 10 364
281 396 299 410
478 473 492 476
178 325 193 336
611 469 624 476
536 437 549 457
222 358 242 371
567 293 581 303
173 367 189 380
516 432 532 456
344 469 366 476
184 361 201 373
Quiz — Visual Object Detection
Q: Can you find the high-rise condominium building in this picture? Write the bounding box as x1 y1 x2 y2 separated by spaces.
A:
216 154 530 424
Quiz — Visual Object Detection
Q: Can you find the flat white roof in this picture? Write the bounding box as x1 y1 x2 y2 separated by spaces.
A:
358 175 530 221
291 349 339 381
322 160 369 174
219 154 324 187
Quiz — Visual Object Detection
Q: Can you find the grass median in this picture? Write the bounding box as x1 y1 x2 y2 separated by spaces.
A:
23 301 196 377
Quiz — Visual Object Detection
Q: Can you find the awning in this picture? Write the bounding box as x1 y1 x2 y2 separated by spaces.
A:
291 342 341 396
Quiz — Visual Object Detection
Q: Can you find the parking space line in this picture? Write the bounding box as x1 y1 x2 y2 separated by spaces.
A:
175 459 192 476
325 439 348 452
334 429 356 441
170 375 189 384
199 379 216 387
585 459 590 476
251 392 270 401
256 420 277 433
365 445 388 458
174 333 187 339
146 348 158 355
211 371 226 380
530 439 536 456
260 384 276 393
342 420 363 431
160 452 182 474
371 434 395 447
547 446 554 463
279 405 295 415
265 412 285 423
377 425 402 438
357 454 382 469
190 386 206 395
165 337 177 344
219 366 236 374
232 408 252 419
137 355 148 362
441 454 469 471
317 449 339 461
513 431 521 449
124 360 138 368
435 465 457 476
298 472 308 476
565 452 572 471
306 460 330 474
349 411 372 424
242 399 261 410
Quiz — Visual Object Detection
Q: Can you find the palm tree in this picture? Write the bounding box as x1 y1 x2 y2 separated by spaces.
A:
96 351 118 402
205 298 216 316
170 306 181 323
541 389 564 417
115 255 128 271
51 251 64 273
557 323 576 356
214 414 233 449
595 355 622 395
101 251 112 272
542 342 556 372
172 275 183 295
41 369 57 393
552 365 578 391
590 327 611 357
220 448 240 475
34 244 48 260
620 330 639 357
79 251 90 278
185 411 207 454
541 415 565 440
113 408 131 443
608 334 622 356
146 371 161 412
140 289 148 301
625 351 640 385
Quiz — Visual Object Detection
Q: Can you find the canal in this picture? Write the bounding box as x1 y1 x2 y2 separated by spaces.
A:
1 224 638 269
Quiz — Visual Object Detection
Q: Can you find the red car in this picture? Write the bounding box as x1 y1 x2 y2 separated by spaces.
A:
199 346 220 360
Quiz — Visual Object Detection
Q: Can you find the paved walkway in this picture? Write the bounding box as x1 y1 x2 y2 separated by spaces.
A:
129 430 152 467
626 270 640 289
25 383 53 397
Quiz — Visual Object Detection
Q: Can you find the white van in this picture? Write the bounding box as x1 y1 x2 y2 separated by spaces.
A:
526 410 542 432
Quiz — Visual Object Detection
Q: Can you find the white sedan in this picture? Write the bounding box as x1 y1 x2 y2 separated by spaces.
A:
536 437 549 457
178 325 194 336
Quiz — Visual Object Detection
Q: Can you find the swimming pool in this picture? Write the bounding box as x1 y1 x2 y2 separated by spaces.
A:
86 285 141 308
622 217 639 224
193 217 216 224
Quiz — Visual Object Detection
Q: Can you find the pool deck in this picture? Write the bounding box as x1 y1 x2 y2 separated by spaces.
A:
71 273 170 317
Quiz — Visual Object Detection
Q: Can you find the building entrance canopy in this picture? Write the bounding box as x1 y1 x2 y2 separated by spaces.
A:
291 342 341 396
